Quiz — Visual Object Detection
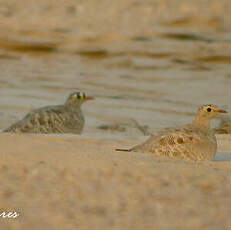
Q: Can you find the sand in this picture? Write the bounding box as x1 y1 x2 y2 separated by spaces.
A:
0 133 231 230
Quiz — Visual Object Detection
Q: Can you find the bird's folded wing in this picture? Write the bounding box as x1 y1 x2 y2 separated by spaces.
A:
133 128 205 157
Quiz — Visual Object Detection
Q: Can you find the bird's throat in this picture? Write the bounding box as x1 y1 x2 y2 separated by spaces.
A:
192 115 211 132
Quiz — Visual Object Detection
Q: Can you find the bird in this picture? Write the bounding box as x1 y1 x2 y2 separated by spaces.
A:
116 105 227 161
3 92 94 134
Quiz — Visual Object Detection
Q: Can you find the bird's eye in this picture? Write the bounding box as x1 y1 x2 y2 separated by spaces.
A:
207 108 211 112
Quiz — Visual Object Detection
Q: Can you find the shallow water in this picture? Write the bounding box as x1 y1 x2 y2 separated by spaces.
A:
1 28 231 139
215 152 231 161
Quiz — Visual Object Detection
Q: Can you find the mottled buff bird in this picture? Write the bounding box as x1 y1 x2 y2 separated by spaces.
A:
4 92 94 134
116 105 227 161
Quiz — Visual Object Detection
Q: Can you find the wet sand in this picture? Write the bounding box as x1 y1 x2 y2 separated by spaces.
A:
0 133 231 230
1 0 231 229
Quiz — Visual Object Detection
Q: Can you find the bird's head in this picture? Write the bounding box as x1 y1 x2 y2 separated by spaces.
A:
65 92 94 108
197 104 227 119
193 104 227 130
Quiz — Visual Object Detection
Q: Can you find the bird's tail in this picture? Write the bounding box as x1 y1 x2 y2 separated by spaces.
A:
115 148 132 152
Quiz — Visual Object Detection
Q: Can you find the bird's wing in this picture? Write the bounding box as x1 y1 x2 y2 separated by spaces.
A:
4 111 38 132
4 106 66 133
132 127 213 159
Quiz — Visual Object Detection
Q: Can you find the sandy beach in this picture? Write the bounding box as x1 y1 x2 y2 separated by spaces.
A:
0 133 231 229
1 0 231 229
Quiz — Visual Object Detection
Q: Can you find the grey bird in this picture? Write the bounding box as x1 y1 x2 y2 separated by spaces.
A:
116 105 227 161
3 92 94 134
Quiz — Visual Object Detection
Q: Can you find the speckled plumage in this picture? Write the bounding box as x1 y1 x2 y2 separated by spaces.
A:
116 105 227 161
4 92 93 134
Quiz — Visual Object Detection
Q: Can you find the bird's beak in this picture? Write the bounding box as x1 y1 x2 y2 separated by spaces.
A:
216 109 227 113
85 96 94 101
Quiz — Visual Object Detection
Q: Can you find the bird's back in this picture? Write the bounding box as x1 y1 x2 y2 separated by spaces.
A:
4 104 84 134
131 125 217 161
